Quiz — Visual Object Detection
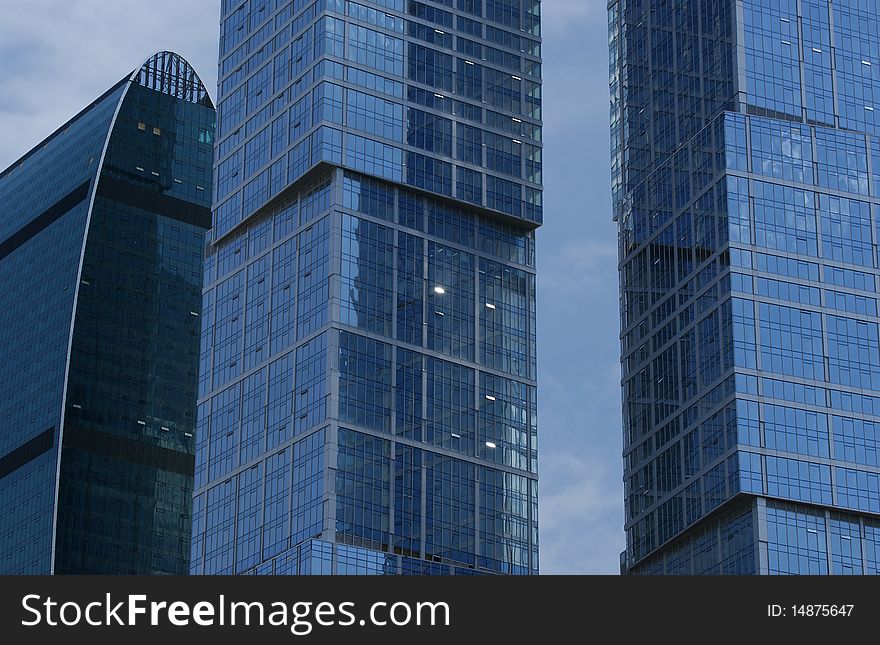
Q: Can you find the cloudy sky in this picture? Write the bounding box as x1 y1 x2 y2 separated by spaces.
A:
0 0 621 574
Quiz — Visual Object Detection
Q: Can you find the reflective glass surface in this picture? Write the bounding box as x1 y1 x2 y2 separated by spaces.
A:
213 0 542 237
193 0 542 575
0 53 214 573
0 78 127 574
613 0 880 574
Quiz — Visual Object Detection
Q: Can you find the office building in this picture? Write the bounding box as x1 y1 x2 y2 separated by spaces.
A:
612 0 880 574
0 51 214 573
191 0 542 575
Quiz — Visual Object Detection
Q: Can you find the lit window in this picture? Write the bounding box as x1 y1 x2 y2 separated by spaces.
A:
137 122 146 130
153 127 161 136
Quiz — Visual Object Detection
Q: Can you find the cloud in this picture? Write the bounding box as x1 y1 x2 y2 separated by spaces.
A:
538 237 618 306
539 450 624 574
541 0 608 37
0 0 626 574
534 1 625 572
0 0 218 170
537 308 623 574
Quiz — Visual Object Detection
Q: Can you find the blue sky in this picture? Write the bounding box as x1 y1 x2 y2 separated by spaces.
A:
0 0 622 574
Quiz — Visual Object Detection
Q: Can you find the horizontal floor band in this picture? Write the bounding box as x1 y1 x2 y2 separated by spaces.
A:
63 424 194 476
0 181 91 261
96 176 211 229
0 427 55 480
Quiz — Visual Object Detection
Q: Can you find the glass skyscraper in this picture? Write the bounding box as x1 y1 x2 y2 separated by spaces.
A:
612 0 880 574
191 0 541 575
0 52 214 574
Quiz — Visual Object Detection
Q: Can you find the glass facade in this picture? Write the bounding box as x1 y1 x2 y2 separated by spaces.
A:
612 0 880 574
0 52 214 574
192 0 541 575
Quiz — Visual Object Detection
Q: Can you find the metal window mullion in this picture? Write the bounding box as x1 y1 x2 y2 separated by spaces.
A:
796 0 809 122
825 510 833 574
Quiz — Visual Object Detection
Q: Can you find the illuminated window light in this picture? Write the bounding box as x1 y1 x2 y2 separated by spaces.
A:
433 286 446 294
485 441 497 449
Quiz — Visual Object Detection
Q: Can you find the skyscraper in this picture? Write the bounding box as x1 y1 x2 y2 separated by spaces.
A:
0 52 214 574
191 0 541 575
612 0 880 574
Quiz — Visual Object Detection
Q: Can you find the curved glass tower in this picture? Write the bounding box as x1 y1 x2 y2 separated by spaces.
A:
192 0 542 575
0 52 215 574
